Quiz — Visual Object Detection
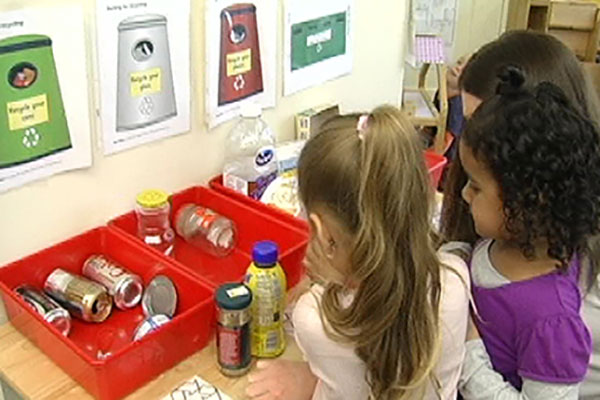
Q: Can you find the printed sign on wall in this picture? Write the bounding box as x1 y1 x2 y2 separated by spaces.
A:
96 0 191 155
284 0 353 96
205 0 277 128
0 6 92 193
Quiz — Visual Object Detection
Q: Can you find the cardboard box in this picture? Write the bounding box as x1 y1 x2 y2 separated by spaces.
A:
295 104 339 141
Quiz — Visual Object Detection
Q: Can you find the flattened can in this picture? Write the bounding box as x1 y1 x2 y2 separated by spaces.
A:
215 283 252 376
82 255 143 310
15 285 71 336
44 268 112 323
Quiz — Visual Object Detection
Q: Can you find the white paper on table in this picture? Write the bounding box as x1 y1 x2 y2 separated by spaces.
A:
0 6 92 193
95 0 191 155
283 0 353 96
205 0 277 129
163 375 232 400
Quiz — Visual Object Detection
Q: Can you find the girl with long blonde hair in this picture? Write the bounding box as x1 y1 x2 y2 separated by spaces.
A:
246 106 470 400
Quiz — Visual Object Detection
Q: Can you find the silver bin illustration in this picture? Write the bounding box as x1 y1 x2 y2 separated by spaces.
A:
116 14 176 131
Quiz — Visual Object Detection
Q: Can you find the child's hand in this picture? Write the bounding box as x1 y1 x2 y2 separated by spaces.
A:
246 360 317 400
446 55 471 99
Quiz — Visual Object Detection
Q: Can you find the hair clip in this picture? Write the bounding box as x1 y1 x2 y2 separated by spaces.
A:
357 114 369 140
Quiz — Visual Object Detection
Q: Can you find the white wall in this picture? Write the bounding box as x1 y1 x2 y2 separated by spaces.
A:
404 0 508 89
0 0 408 268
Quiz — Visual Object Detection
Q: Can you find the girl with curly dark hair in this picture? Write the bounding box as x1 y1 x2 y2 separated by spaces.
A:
440 30 600 399
457 66 600 400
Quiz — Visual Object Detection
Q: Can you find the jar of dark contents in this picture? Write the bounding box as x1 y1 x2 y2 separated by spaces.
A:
215 283 252 376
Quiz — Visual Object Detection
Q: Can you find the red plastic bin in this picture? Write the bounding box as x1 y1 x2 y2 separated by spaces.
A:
424 151 447 189
109 186 308 290
209 175 309 233
0 227 215 400
209 151 447 224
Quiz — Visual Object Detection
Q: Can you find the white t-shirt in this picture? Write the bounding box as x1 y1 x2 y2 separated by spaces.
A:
292 251 470 400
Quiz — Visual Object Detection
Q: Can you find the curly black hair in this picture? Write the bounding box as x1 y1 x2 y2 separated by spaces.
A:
463 66 600 269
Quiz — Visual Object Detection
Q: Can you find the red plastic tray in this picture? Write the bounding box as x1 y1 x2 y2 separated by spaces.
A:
209 151 447 222
0 227 215 400
109 186 308 290
209 175 309 233
424 151 448 189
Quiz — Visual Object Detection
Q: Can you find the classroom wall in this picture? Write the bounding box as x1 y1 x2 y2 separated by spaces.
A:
0 0 409 321
404 0 508 89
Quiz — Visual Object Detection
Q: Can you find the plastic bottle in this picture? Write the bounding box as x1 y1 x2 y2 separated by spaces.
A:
174 204 237 257
244 240 287 357
135 189 175 256
223 103 278 200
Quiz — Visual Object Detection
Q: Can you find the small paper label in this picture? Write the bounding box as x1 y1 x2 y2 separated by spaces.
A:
226 286 249 298
307 29 332 47
226 49 252 77
130 68 162 97
7 94 49 131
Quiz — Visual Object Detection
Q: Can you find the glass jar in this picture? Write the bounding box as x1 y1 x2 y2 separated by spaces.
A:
174 204 236 257
135 189 175 256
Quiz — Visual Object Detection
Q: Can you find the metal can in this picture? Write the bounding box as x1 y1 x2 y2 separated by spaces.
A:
215 283 252 376
132 314 171 341
44 268 112 323
82 255 143 310
15 285 71 337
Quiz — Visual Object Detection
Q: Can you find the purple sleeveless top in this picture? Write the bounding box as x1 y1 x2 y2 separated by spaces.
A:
470 240 592 389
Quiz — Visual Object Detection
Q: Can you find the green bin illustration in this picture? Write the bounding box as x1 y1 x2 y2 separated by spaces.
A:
0 34 71 169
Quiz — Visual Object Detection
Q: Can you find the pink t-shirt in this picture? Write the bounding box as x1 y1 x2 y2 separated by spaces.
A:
292 251 470 400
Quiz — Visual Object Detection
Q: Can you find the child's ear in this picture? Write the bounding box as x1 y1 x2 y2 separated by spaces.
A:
308 212 335 258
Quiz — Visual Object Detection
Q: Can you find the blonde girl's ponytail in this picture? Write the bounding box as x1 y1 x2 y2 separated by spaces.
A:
300 105 442 399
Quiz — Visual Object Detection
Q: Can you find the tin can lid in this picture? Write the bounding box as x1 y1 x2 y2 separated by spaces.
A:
142 275 177 318
215 283 252 310
252 241 279 267
136 189 169 209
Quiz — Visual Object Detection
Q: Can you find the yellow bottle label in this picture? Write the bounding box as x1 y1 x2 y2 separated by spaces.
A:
130 68 162 97
7 94 49 131
245 262 287 357
226 48 252 77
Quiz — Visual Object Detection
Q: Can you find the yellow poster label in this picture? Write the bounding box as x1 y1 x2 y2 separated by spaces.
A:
130 68 162 97
227 49 252 77
7 94 49 131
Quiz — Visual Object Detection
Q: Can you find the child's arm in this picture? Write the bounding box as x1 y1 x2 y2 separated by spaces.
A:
460 338 580 399
459 314 586 400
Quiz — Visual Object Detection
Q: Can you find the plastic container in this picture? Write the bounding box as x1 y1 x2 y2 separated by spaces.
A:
424 151 448 189
223 103 278 201
135 189 175 256
109 186 308 290
0 227 215 400
174 204 236 257
244 241 287 358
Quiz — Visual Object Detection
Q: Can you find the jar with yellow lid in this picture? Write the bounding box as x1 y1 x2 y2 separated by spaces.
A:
135 189 175 256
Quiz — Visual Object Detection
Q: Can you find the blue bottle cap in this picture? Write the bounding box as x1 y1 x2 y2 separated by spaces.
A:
252 241 279 267
215 283 252 310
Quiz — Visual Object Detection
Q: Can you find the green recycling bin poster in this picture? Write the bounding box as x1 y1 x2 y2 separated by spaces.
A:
284 0 353 96
0 5 92 193
291 12 346 71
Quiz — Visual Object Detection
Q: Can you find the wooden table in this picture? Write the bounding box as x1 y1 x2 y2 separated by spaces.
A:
0 323 303 399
